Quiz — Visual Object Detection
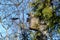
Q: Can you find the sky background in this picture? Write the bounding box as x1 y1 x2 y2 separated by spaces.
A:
0 0 32 37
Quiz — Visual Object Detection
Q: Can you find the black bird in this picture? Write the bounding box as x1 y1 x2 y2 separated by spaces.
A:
11 18 19 20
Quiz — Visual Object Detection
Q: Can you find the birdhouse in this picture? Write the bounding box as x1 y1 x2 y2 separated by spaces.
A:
29 13 39 31
29 13 47 31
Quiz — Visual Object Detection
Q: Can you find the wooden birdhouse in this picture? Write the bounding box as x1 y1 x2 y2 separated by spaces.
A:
29 13 39 31
29 13 47 31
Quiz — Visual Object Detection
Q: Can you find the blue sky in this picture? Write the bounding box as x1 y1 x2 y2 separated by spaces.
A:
0 23 6 37
0 0 32 37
